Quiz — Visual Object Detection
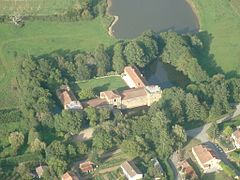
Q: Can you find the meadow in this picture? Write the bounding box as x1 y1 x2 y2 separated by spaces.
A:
0 0 79 15
192 0 240 75
0 17 115 109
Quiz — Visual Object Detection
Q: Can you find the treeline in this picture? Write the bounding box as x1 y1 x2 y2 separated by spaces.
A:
0 0 108 24
150 74 240 128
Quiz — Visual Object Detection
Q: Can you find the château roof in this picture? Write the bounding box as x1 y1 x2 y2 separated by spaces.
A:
124 66 147 88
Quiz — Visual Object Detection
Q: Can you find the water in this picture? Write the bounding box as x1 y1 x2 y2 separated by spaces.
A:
109 0 196 87
109 0 199 39
144 60 190 88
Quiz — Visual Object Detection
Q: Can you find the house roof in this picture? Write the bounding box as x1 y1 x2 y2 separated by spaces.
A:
233 129 240 139
121 161 142 178
60 90 75 105
120 87 147 100
79 161 94 172
101 90 120 100
83 98 109 108
62 172 79 180
57 86 82 109
192 145 218 164
124 66 147 88
178 160 197 178
35 165 47 177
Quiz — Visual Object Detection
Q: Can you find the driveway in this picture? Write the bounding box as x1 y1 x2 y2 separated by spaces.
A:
204 141 240 176
171 104 240 180
187 104 240 143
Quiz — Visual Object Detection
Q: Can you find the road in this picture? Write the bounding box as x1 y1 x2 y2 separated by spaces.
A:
170 104 240 180
187 104 240 143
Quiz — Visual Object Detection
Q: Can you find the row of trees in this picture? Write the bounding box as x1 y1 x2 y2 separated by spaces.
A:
0 0 106 25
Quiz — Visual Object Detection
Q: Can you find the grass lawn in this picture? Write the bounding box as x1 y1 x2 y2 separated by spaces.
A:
202 172 232 180
0 0 79 15
73 75 128 95
192 0 240 75
218 115 240 130
0 17 115 109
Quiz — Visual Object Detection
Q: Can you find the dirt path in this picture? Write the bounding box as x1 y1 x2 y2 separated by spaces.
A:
106 0 119 37
98 165 120 174
72 127 94 142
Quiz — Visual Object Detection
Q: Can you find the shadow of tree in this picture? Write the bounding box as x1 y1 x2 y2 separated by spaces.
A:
193 31 224 76
93 83 111 94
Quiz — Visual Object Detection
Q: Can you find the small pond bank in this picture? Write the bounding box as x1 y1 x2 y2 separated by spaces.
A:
108 0 199 39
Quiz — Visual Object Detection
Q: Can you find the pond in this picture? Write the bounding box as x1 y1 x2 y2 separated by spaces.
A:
109 0 196 88
109 0 199 39
144 60 190 88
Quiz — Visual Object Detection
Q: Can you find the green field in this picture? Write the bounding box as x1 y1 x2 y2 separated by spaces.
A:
73 76 127 94
0 0 79 15
0 17 115 109
193 0 240 74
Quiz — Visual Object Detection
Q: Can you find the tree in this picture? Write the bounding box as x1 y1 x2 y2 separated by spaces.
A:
47 157 68 178
124 41 149 67
92 128 113 151
67 144 77 158
121 137 147 157
227 78 240 103
223 126 233 137
29 138 46 152
172 125 187 150
112 42 126 73
78 87 95 100
9 131 24 151
75 141 88 155
54 110 84 133
15 163 32 180
208 121 219 140
46 141 67 159
185 93 207 122
95 44 110 76
160 31 208 82
138 31 159 60
85 107 98 126
98 108 111 123
28 128 40 144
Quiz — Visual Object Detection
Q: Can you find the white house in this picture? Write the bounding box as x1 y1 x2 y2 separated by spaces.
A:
57 85 83 110
121 161 143 180
192 145 222 173
232 129 240 149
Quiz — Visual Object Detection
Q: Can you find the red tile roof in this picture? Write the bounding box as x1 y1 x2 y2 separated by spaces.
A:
120 87 147 100
192 145 218 164
79 161 94 173
62 172 79 180
101 90 120 100
124 66 147 88
233 129 240 139
178 160 197 178
83 98 109 108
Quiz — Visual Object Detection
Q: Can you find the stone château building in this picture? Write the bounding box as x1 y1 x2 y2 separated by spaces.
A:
58 66 162 110
83 66 162 109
